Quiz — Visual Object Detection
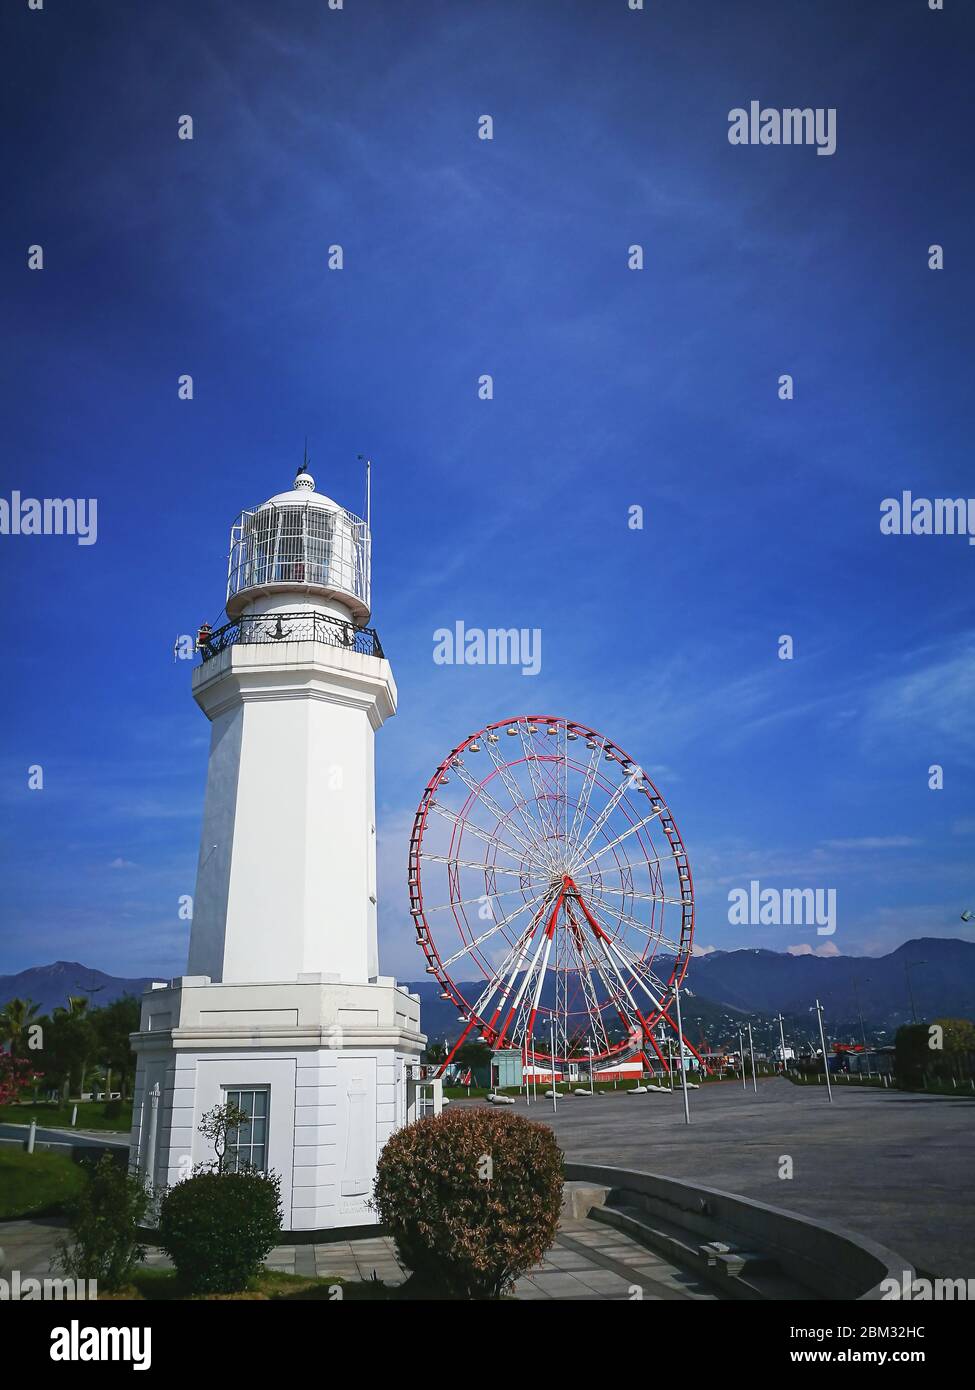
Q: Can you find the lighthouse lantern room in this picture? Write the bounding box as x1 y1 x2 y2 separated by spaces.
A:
129 462 426 1232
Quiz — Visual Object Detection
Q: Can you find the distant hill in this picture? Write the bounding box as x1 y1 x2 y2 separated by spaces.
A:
683 937 975 1032
0 960 158 1016
4 938 972 1045
400 938 975 1050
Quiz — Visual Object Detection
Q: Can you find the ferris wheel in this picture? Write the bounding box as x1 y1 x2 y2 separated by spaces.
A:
408 715 705 1075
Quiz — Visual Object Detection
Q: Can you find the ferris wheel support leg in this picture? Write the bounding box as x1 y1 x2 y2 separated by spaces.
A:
435 1015 478 1080
645 1031 670 1074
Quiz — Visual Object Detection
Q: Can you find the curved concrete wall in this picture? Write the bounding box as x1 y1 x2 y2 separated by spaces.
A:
565 1161 913 1301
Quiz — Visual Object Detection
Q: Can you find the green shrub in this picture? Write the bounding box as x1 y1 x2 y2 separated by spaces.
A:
373 1106 564 1298
56 1153 148 1292
158 1169 283 1293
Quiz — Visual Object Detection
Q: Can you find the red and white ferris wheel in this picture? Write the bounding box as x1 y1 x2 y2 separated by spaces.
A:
408 715 706 1076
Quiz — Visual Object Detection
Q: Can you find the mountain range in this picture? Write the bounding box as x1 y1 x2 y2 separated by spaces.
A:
402 937 975 1049
2 939 972 1048
0 961 156 1017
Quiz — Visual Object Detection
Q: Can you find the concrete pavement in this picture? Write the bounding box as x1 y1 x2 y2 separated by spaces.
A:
486 1078 975 1278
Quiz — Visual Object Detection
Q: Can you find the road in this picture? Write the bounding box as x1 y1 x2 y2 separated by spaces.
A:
0 1122 128 1149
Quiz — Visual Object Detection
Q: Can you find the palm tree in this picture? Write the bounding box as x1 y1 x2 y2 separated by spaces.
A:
0 998 40 1057
54 995 90 1018
54 996 92 1096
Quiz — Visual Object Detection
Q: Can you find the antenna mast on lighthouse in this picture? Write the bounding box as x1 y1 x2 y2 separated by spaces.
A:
358 453 372 533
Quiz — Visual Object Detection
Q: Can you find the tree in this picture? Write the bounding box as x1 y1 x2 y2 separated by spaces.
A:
932 1017 975 1080
895 1023 931 1086
56 1154 149 1293
52 996 95 1097
0 998 41 1057
197 1101 251 1174
453 1041 492 1068
34 1009 96 1102
92 995 140 1100
374 1108 564 1298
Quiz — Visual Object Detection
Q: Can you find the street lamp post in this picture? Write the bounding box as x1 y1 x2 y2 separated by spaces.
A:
812 999 833 1103
550 1019 557 1114
738 1028 747 1090
774 1013 788 1073
747 1021 758 1094
904 960 926 1026
851 971 870 1072
672 978 691 1126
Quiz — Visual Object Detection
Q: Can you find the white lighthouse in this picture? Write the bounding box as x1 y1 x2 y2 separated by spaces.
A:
130 462 426 1231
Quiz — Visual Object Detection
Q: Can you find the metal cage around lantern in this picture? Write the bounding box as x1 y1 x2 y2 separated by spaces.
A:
226 499 371 620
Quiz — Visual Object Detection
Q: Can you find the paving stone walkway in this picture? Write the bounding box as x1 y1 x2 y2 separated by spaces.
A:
1 1215 718 1300
513 1217 717 1300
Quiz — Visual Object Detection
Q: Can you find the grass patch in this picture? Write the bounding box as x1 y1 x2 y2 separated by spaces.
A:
0 1147 88 1219
0 1101 133 1133
111 1267 395 1301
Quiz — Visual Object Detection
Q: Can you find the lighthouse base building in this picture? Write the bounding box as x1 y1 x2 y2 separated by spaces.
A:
129 464 427 1231
130 976 424 1230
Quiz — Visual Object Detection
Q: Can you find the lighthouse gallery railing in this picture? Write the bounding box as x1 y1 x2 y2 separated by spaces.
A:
199 610 384 662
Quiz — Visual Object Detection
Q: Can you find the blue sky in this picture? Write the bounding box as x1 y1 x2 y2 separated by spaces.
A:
1 0 973 982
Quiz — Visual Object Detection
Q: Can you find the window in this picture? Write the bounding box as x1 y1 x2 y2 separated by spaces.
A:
305 505 334 585
223 1087 269 1173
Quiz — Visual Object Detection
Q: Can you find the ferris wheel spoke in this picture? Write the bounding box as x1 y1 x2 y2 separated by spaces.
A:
448 759 544 864
566 744 603 859
422 882 547 914
599 930 672 1017
493 892 561 1045
576 810 667 867
473 905 550 1029
427 801 536 867
517 725 563 853
583 946 638 1052
583 900 675 997
420 852 529 878
580 882 687 908
438 885 553 969
563 905 613 1054
567 774 632 870
589 928 652 1031
579 894 684 958
482 738 556 870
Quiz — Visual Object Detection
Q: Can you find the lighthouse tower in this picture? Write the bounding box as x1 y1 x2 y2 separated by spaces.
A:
129 462 425 1232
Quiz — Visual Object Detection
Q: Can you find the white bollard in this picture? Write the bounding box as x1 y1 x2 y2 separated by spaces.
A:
27 1119 37 1154
71 1104 78 1127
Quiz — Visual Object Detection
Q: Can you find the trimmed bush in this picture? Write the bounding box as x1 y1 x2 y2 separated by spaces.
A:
158 1169 282 1294
56 1153 148 1292
373 1106 564 1298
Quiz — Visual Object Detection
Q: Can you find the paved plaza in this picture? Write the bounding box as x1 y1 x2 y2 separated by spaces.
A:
479 1077 975 1278
0 1213 717 1301
3 1079 969 1297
